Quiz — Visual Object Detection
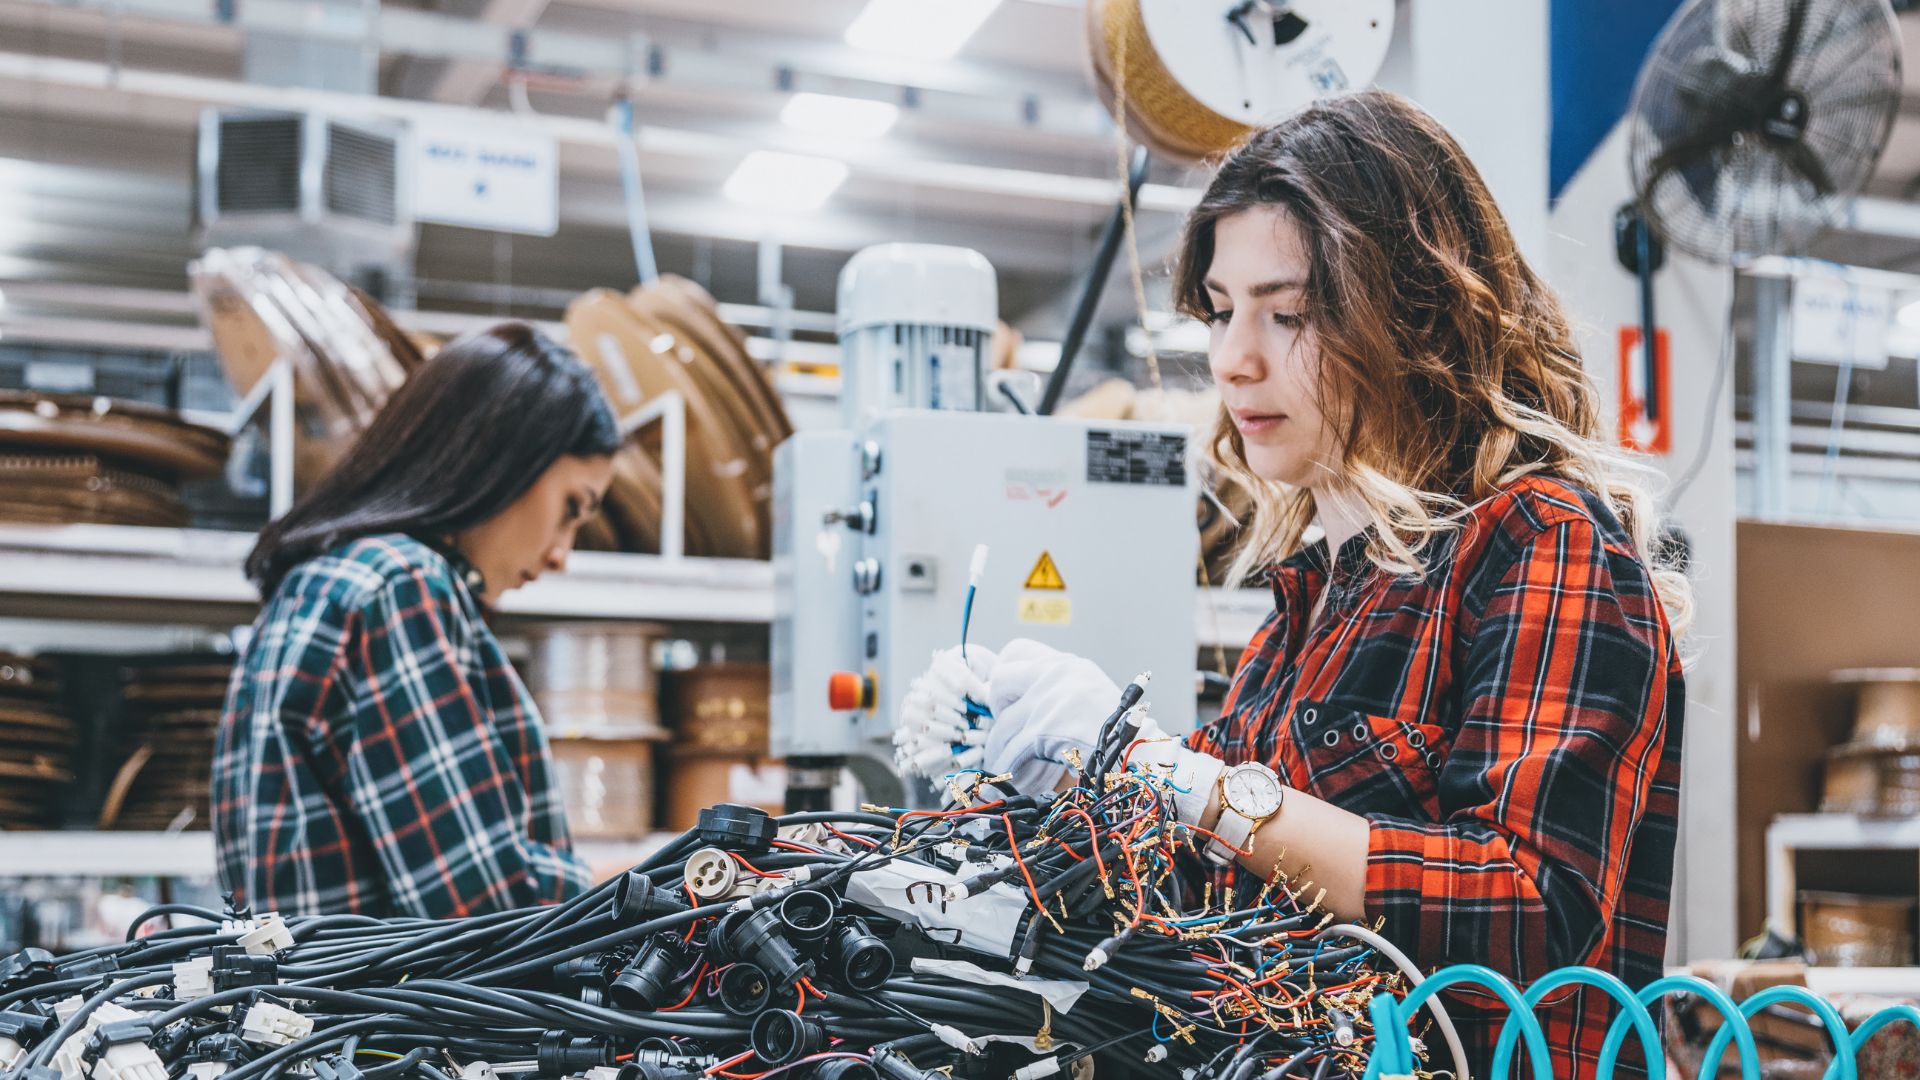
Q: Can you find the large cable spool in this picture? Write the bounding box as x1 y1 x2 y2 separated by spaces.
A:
1087 0 1396 163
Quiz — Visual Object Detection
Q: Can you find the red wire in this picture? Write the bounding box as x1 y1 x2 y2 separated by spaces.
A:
729 852 778 877
659 961 709 1011
1058 807 1108 879
1001 812 1049 918
704 1051 754 1076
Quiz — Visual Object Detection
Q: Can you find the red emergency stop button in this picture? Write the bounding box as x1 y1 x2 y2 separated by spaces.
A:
827 671 870 712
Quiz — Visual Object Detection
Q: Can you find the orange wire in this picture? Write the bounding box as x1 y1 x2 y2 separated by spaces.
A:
1057 807 1108 879
1001 812 1049 918
729 852 778 877
826 825 879 849
794 981 806 1015
659 961 709 1011
705 1051 754 1076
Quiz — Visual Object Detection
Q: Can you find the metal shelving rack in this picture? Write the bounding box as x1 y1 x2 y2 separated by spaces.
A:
0 522 1270 875
0 522 1265 643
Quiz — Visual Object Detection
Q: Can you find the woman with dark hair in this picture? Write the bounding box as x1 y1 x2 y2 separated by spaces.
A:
212 323 622 919
910 91 1685 1079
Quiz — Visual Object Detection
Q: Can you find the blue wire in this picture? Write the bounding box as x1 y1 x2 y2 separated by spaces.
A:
961 584 976 660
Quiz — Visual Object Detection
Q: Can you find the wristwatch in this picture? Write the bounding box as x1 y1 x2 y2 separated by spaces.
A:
1204 762 1285 866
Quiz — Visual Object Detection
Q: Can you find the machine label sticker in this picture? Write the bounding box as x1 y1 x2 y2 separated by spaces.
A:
1024 551 1066 591
1086 430 1186 486
1017 594 1072 626
1019 552 1070 624
1005 467 1070 508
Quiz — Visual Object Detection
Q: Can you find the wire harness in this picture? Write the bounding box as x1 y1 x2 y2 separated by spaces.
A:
0 775 1433 1080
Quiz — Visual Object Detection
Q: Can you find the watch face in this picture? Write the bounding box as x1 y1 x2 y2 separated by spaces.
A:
1223 765 1283 818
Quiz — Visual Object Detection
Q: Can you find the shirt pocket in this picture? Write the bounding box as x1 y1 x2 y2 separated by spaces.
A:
1289 699 1448 814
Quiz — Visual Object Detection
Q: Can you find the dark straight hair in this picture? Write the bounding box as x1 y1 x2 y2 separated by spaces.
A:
247 323 622 594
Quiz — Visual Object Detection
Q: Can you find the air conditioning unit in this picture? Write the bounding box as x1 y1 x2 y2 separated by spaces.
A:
195 110 414 294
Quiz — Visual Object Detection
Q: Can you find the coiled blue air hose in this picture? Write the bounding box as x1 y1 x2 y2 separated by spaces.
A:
1364 963 1920 1080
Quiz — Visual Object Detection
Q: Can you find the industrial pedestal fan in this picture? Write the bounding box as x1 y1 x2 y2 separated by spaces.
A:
1621 0 1903 425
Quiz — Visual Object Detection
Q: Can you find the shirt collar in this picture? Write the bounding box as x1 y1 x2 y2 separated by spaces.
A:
417 534 490 601
1267 528 1378 611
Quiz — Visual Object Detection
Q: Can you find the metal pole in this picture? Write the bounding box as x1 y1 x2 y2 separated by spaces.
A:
1037 146 1150 416
1749 273 1793 519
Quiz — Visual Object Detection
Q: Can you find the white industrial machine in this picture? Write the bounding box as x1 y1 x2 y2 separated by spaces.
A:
771 244 1197 808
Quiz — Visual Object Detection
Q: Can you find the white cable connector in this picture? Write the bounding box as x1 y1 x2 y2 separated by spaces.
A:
0 1036 26 1070
584 1068 625 1080
1012 1057 1061 1080
186 1063 230 1080
173 958 213 1001
929 1025 981 1055
238 1002 312 1048
1142 1046 1168 1065
86 1039 167 1080
458 1064 497 1080
232 913 292 956
53 1002 138 1080
968 545 989 586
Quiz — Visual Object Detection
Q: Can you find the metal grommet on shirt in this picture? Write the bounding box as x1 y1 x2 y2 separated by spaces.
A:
1322 730 1340 748
1407 729 1426 749
1379 744 1398 762
1302 707 1318 726
1425 751 1442 769
1351 722 1368 742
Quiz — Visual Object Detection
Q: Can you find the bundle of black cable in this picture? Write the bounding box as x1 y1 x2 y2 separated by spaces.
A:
0 795 1416 1080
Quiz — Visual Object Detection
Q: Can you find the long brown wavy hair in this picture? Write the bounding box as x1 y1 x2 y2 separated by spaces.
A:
1174 89 1690 634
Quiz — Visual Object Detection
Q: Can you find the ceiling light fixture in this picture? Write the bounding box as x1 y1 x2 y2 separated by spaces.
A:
780 93 901 140
844 0 1004 60
723 151 850 211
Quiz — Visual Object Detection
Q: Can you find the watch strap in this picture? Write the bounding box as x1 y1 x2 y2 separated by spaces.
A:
1205 805 1256 866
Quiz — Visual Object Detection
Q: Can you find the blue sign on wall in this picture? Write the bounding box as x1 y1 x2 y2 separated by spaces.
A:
1550 0 1686 201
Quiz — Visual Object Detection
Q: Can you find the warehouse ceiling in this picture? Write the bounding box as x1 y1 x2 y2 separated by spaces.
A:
0 0 1211 339
4 0 1920 338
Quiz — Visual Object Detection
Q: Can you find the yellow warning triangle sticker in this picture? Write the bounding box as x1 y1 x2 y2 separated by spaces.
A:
1024 551 1066 591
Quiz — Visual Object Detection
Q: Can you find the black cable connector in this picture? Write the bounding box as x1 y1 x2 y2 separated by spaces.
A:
0 950 55 994
748 1010 826 1065
313 1054 366 1080
535 1033 612 1077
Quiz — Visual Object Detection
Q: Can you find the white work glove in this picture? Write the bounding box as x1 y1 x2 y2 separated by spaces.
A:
893 645 997 781
983 638 1223 822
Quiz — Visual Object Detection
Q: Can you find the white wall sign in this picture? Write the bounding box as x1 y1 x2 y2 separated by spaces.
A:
411 123 559 236
1792 274 1892 369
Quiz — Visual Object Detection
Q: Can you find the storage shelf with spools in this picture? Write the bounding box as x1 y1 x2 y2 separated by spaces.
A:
0 522 1270 647
1766 812 1920 957
0 831 680 879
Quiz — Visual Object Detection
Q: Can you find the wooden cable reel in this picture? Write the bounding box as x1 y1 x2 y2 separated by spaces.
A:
566 289 765 558
191 247 422 490
1086 0 1396 163
0 392 229 528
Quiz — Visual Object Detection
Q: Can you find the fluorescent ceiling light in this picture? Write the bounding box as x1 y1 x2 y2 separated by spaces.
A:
723 151 850 211
781 93 901 140
845 0 1003 60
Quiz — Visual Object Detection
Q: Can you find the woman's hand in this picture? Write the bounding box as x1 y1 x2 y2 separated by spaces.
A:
892 645 997 780
981 639 1122 779
985 639 1225 819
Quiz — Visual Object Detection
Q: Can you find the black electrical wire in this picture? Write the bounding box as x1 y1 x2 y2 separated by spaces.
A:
0 797 1420 1080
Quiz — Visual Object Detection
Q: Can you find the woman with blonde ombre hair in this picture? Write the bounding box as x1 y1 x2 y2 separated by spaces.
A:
914 89 1687 1080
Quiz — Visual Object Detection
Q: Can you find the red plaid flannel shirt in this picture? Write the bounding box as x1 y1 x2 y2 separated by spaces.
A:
1188 476 1684 1079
